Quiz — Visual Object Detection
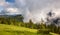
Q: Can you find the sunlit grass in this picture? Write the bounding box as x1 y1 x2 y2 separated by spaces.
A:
49 32 59 35
0 24 38 35
0 24 37 33
0 24 59 35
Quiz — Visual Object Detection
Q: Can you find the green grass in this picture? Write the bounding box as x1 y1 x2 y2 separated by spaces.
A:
49 32 60 35
0 24 38 35
0 24 59 35
0 31 38 35
0 24 37 33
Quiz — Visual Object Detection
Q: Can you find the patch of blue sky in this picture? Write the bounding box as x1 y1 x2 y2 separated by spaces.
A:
5 0 15 3
0 6 3 12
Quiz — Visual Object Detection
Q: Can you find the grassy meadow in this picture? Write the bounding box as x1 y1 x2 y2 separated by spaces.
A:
0 24 59 35
0 24 37 35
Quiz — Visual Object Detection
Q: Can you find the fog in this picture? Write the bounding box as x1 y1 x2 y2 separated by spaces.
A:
0 0 60 23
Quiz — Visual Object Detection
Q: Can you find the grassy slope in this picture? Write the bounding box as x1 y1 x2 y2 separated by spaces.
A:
0 24 59 35
0 24 37 33
0 24 38 35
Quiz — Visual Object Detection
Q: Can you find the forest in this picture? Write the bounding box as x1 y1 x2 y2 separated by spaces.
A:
0 15 60 35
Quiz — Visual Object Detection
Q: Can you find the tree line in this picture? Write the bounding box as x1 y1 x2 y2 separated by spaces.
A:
0 15 60 34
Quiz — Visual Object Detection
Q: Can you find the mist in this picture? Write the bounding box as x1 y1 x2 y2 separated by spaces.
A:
0 0 60 23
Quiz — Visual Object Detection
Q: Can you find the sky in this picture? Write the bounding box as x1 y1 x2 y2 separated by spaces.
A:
6 0 15 3
0 0 60 23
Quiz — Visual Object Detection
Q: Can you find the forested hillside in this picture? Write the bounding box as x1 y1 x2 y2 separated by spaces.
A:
0 15 60 35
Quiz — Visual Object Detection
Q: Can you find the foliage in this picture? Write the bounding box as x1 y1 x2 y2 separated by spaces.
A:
0 15 60 34
0 15 23 25
0 24 52 35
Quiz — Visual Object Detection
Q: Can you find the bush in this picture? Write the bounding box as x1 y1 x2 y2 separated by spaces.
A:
37 29 50 34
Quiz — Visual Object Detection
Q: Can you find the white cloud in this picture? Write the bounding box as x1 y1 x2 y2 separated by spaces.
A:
0 0 60 23
6 8 18 13
15 0 60 23
4 7 22 15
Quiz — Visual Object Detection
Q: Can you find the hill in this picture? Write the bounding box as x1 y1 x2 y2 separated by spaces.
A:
0 24 38 35
0 15 23 22
0 24 59 35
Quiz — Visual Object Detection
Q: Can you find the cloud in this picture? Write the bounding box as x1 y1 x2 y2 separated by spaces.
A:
5 8 22 15
15 0 60 22
0 0 60 23
6 8 19 13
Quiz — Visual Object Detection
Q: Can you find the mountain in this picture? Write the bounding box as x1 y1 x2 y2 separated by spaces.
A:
0 14 24 22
